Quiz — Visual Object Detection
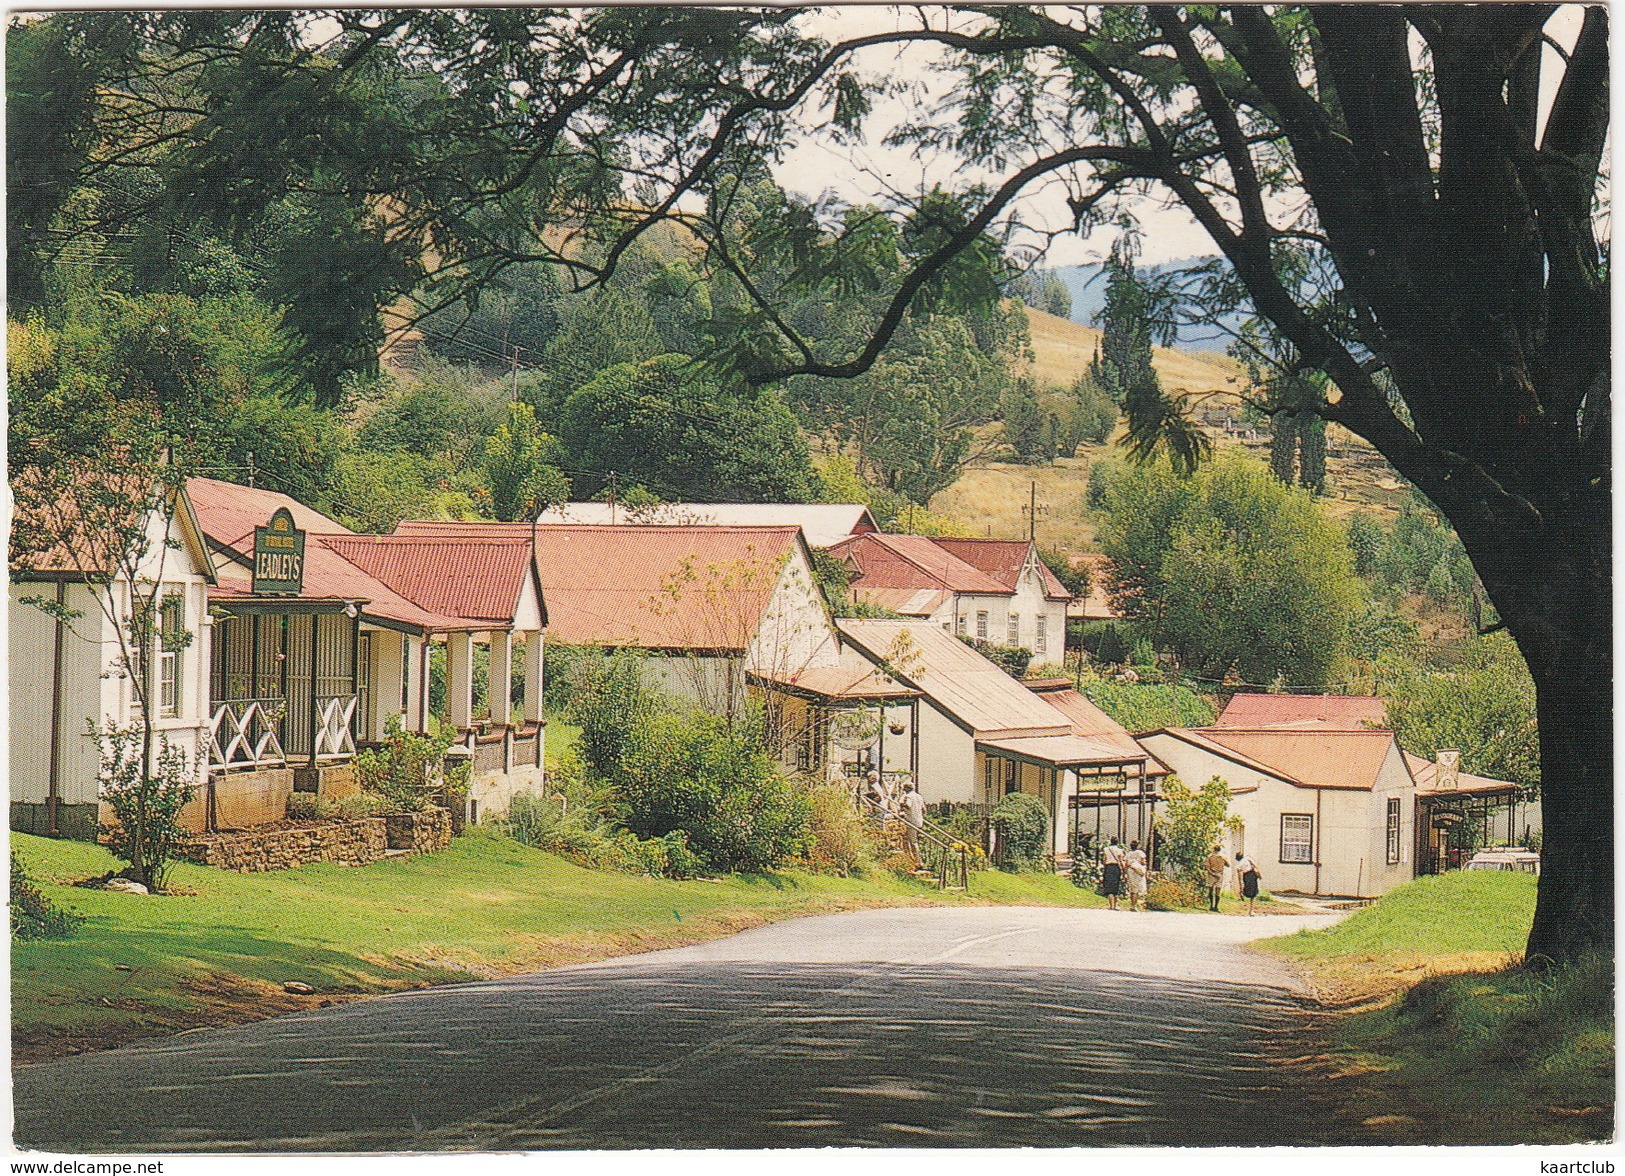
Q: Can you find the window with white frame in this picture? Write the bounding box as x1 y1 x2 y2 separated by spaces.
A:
1386 797 1402 864
976 610 989 639
157 594 185 718
1035 614 1048 655
1280 813 1314 864
1007 613 1020 645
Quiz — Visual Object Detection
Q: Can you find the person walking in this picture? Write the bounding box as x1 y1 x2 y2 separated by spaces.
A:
1124 839 1150 911
863 770 886 814
1100 836 1125 910
898 783 926 870
1204 845 1229 912
1235 851 1263 915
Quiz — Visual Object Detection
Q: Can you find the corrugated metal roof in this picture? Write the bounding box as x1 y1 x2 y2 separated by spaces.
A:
932 537 1072 600
750 648 921 701
1188 727 1403 791
829 532 1011 595
534 502 877 548
1215 693 1388 730
1404 752 1524 795
854 587 951 616
837 619 1069 738
322 534 533 625
977 733 1143 768
186 476 355 550
1028 684 1165 772
399 521 805 650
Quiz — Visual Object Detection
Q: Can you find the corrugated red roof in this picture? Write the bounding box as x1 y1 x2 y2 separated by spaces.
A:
932 537 1072 600
1028 683 1167 773
399 521 806 650
323 534 534 625
1215 693 1388 730
1189 726 1404 791
185 476 355 551
828 532 1010 596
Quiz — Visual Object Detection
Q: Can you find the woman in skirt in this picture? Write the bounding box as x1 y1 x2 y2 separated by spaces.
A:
1100 836 1126 910
1235 851 1263 915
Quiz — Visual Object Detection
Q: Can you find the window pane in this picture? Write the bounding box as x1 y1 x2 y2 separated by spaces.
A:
1281 814 1313 863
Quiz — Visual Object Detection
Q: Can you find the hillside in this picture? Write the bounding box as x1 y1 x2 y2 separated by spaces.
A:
929 307 1412 556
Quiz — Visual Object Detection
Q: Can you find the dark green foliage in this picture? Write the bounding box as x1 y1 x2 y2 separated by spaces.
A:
10 853 84 941
990 792 1049 871
1078 620 1130 664
480 402 569 521
1156 775 1234 884
1039 549 1089 598
1096 451 1364 686
616 710 811 874
354 719 456 814
1002 378 1046 462
560 354 816 503
957 634 1032 679
1080 680 1215 732
1346 513 1385 578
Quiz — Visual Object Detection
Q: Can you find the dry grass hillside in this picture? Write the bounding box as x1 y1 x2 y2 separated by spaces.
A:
929 307 1412 557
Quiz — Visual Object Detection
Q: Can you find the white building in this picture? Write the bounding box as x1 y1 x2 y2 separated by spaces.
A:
827 534 1071 660
11 478 217 839
1137 726 1418 897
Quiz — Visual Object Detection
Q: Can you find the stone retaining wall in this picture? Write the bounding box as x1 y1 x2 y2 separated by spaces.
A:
384 809 452 854
178 818 388 872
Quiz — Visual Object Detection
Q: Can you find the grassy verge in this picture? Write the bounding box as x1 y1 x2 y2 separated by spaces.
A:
12 831 1107 1062
1257 872 1612 1145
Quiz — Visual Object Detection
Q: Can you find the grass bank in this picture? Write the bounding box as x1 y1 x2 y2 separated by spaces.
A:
12 830 1106 1062
1257 872 1612 1144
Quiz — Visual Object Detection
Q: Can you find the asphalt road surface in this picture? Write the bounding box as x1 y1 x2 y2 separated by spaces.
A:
14 905 1353 1152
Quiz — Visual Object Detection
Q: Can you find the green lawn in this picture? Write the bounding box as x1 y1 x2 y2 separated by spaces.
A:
12 830 1105 1060
1257 871 1611 1144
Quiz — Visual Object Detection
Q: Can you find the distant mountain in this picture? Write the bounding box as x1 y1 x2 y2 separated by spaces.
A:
1041 257 1247 354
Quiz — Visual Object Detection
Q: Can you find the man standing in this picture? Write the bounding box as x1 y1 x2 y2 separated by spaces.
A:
899 783 926 870
1203 845 1229 912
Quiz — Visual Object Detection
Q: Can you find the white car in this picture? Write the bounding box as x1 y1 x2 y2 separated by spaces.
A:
1464 848 1540 874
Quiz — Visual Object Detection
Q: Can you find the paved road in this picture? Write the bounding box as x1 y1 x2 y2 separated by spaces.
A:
14 906 1352 1152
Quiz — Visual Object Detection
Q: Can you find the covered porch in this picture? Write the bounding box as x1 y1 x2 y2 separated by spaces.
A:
976 735 1159 861
749 663 923 792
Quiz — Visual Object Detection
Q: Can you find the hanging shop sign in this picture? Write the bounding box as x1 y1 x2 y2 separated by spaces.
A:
252 507 306 596
829 707 883 751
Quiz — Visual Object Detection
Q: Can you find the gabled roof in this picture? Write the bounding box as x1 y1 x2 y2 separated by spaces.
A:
534 502 877 549
323 534 539 627
1403 752 1526 796
1215 693 1388 730
185 476 355 552
1150 726 1409 791
1024 680 1166 773
399 521 809 651
931 537 1072 600
837 619 1069 738
829 532 1011 596
11 464 215 583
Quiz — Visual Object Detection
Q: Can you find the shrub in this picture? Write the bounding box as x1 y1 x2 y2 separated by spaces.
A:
354 717 453 813
1146 874 1205 911
801 783 878 875
617 710 811 873
94 723 195 892
1069 852 1101 891
991 791 1050 871
11 854 83 941
1156 774 1238 884
317 792 400 819
958 634 1032 678
286 793 318 820
566 649 659 781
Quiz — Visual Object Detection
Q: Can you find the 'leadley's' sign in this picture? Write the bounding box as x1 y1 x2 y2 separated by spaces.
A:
252 507 306 595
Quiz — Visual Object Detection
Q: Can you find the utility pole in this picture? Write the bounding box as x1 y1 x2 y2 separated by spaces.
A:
246 451 256 488
607 471 619 524
510 345 520 403
1029 480 1037 542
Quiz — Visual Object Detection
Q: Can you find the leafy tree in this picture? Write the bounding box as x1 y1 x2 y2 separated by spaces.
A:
1080 680 1215 732
1001 377 1045 462
1156 775 1239 884
1099 452 1364 686
1039 548 1089 599
480 402 569 522
1345 513 1385 580
1382 634 1541 788
559 354 815 503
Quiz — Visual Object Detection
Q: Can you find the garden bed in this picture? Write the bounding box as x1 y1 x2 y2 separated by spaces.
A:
177 809 451 872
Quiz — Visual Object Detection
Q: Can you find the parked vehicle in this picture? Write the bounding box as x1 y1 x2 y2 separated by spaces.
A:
1464 848 1540 874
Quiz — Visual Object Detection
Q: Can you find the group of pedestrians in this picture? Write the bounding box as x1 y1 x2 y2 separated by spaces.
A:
1097 837 1263 915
